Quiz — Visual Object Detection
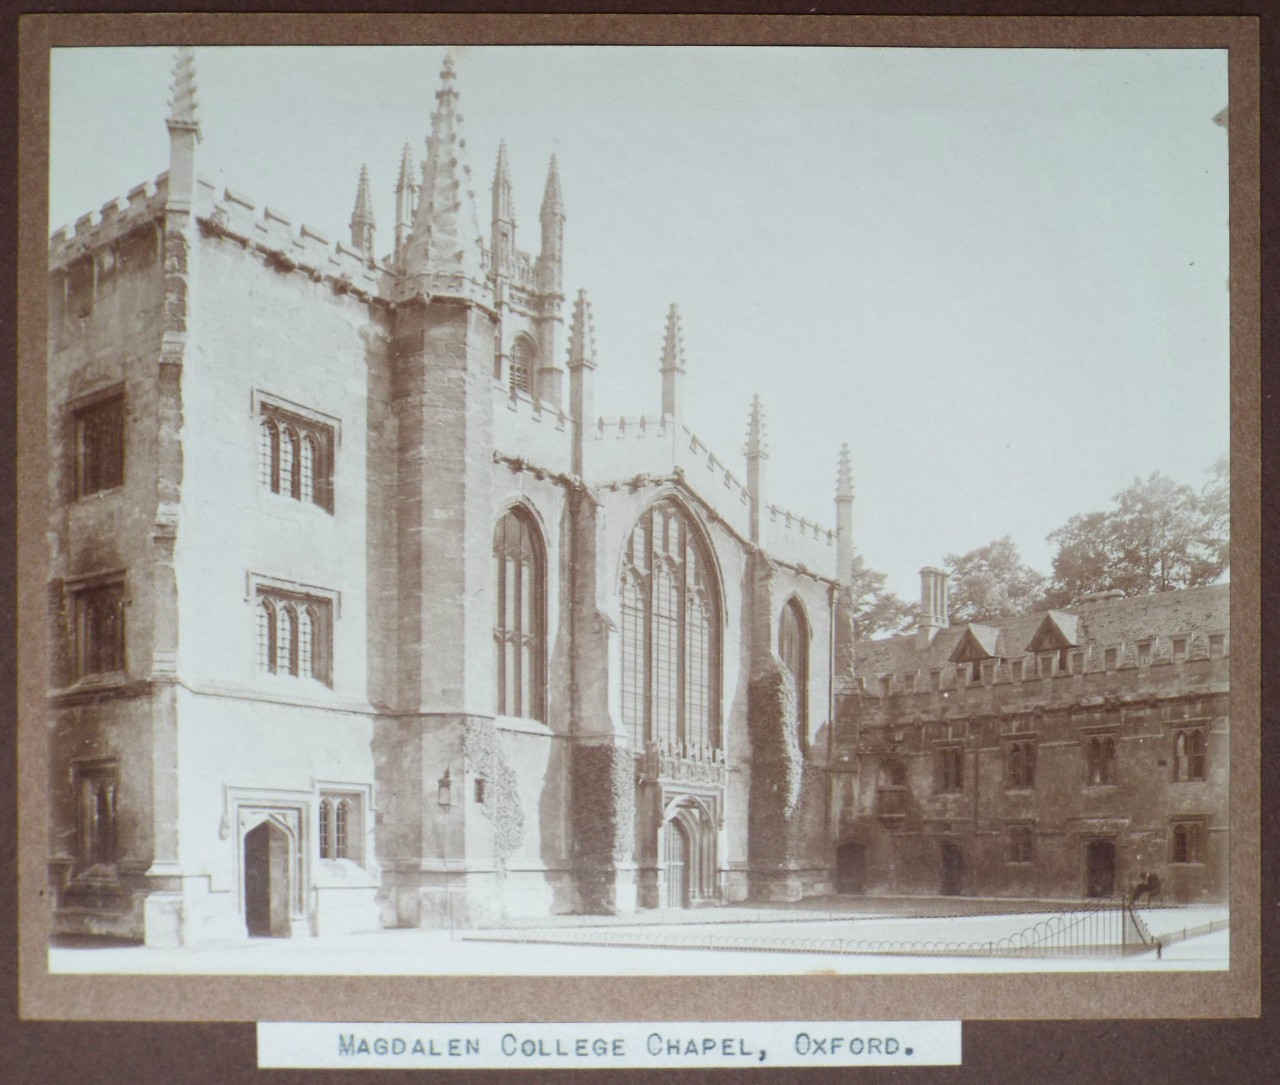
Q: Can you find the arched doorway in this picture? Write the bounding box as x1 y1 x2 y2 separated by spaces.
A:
244 819 292 937
940 841 964 896
660 797 717 908
835 841 868 895
1085 838 1117 898
662 819 691 909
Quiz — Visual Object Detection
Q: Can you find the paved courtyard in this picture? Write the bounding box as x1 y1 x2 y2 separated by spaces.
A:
49 899 1229 976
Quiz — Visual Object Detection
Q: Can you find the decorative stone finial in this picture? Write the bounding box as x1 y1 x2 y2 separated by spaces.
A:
568 289 597 370
836 443 854 500
745 395 768 459
350 164 376 255
660 303 686 375
541 154 564 217
396 143 416 192
167 46 201 139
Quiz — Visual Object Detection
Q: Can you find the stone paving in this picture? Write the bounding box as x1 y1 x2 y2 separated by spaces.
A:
48 900 1229 976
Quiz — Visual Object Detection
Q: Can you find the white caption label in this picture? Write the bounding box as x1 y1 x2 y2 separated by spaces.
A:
258 1020 961 1068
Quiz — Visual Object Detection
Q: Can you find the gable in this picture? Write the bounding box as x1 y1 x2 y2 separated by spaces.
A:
1024 610 1081 653
948 623 1002 663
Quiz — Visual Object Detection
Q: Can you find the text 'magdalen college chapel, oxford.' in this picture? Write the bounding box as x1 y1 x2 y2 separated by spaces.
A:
47 51 1228 945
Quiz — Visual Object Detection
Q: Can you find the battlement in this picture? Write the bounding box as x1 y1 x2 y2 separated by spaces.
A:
675 428 752 509
765 503 838 547
849 628 1230 717
49 173 170 269
50 171 389 305
199 183 386 298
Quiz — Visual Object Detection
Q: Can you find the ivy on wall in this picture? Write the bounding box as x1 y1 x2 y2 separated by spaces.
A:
571 743 636 911
747 663 805 869
463 718 525 864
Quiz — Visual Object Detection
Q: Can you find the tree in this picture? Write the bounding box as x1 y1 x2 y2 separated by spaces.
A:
1045 463 1228 604
847 551 917 640
944 536 1047 624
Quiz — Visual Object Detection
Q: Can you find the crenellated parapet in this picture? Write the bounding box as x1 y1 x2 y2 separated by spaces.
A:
198 182 388 301
843 628 1230 735
50 174 171 270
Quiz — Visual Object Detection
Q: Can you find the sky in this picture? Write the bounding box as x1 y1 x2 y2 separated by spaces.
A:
48 46 1230 603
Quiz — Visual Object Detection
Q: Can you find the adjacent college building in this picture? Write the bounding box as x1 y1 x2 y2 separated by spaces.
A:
45 51 1228 946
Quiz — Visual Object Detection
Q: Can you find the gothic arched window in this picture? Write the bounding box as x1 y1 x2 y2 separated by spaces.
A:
619 499 721 752
778 597 809 747
509 336 536 396
493 507 546 720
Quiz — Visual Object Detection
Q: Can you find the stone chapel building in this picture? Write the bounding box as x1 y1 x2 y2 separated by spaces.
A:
46 51 1229 947
47 51 852 944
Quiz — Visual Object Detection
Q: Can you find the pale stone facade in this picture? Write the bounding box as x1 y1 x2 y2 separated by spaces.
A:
47 51 1228 947
47 52 848 944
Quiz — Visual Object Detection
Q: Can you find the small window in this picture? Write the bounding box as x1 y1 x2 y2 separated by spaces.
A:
72 580 126 680
1006 825 1034 864
1137 641 1152 666
1006 739 1037 789
1085 734 1117 786
1171 821 1203 864
319 791 362 863
1172 637 1187 661
967 662 982 686
75 761 118 869
1057 647 1071 672
1104 647 1118 670
881 759 907 788
1010 659 1023 682
474 777 487 805
936 746 964 793
930 669 941 691
257 589 333 685
1172 727 1206 782
74 393 125 498
1071 651 1085 675
259 404 335 512
1038 654 1053 678
1208 634 1225 657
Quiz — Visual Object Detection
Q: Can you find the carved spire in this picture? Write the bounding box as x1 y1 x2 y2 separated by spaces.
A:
567 289 597 370
165 47 201 213
394 142 417 265
401 53 485 297
350 164 376 258
660 303 686 420
537 154 565 295
568 289 597 477
745 394 768 460
541 153 564 217
836 443 854 501
491 141 515 278
745 395 767 543
493 141 513 222
167 46 201 139
835 443 855 590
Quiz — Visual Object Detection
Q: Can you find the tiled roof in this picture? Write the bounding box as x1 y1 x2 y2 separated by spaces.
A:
854 582 1228 676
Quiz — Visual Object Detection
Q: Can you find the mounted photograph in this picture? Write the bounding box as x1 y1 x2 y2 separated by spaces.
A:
24 35 1252 1012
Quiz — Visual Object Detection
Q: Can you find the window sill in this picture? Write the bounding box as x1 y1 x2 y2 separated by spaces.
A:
72 485 124 504
494 714 554 737
68 671 128 692
315 858 377 889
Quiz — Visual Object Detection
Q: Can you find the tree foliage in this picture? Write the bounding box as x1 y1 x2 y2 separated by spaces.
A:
1045 463 1228 605
943 536 1047 624
848 551 917 640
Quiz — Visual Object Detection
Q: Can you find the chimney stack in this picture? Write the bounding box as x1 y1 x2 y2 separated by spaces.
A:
917 566 950 650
